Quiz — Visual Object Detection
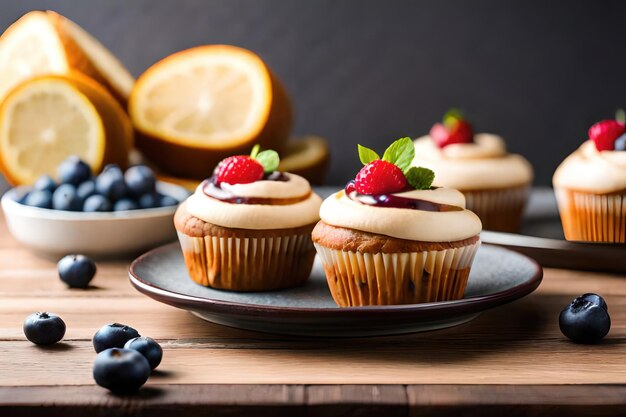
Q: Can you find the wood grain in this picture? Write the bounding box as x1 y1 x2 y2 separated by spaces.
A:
1 212 626 415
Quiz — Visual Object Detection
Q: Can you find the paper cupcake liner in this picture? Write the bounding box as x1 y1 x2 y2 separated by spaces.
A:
313 240 480 307
463 185 530 233
555 188 626 243
177 231 316 291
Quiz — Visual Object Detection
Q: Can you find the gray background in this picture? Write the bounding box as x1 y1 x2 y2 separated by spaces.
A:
1 0 625 188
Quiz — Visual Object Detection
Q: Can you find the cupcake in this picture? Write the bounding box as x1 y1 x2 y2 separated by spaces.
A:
553 118 626 243
312 137 482 307
174 145 322 291
411 110 533 232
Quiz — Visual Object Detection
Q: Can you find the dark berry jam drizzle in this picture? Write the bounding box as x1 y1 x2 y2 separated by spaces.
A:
344 181 462 212
202 172 301 205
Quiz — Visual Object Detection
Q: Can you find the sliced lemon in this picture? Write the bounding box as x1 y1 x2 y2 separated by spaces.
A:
0 74 132 185
0 11 134 104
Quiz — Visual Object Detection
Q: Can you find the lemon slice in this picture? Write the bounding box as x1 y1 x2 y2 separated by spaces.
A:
0 74 132 185
0 11 134 104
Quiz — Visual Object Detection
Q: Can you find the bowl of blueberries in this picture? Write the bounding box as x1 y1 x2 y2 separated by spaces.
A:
1 156 190 258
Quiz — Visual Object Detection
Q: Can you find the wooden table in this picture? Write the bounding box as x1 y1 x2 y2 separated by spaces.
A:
1 212 626 416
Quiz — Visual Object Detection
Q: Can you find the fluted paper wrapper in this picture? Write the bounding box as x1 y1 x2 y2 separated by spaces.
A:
178 231 316 291
555 188 626 243
314 241 481 306
463 185 529 233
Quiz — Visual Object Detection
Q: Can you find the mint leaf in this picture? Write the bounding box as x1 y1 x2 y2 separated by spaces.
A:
405 166 435 190
250 144 260 159
255 150 279 173
381 137 414 172
357 144 380 165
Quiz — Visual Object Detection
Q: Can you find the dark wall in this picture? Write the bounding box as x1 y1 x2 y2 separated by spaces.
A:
2 0 626 185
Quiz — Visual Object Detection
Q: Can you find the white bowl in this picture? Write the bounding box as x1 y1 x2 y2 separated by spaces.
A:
1 181 190 258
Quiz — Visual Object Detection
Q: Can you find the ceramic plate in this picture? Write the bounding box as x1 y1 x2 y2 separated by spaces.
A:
129 243 542 337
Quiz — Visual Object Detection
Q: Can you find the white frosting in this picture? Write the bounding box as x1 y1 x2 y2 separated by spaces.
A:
186 173 322 229
553 140 626 193
412 134 533 190
319 188 482 242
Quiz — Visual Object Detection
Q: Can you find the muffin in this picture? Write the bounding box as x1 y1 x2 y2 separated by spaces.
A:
312 137 482 307
411 110 533 232
174 145 322 291
553 118 626 243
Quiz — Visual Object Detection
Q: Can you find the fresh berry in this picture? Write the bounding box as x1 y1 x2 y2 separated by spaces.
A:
33 175 57 193
23 190 53 209
57 156 92 185
158 194 178 207
23 312 66 345
93 323 141 353
83 195 112 212
114 198 138 211
614 133 626 151
559 293 610 344
124 337 163 370
124 165 156 197
430 110 474 148
76 180 97 200
96 166 127 201
354 160 407 195
588 120 625 151
138 193 159 209
52 184 81 211
215 156 264 185
93 348 151 394
57 254 97 288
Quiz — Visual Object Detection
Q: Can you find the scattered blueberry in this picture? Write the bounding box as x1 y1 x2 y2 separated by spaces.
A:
93 348 151 394
57 254 97 288
114 198 138 211
23 190 53 209
559 293 610 344
83 195 112 212
124 337 163 370
93 323 141 353
96 167 127 201
33 175 57 193
138 193 159 209
23 312 66 345
125 165 156 197
76 180 97 200
158 194 178 207
614 134 626 151
52 184 81 211
58 156 91 185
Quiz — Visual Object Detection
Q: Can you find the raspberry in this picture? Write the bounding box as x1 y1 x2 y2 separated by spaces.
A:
430 119 473 148
589 120 625 151
215 156 264 185
354 160 407 195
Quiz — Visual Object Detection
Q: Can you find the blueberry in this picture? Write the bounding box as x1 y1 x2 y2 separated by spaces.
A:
125 165 156 197
57 156 92 185
33 175 57 193
559 293 611 343
83 195 112 212
615 134 626 151
124 336 163 370
158 194 178 207
93 348 150 394
52 184 81 211
23 312 66 345
114 198 138 211
57 254 97 288
23 190 53 209
138 193 159 209
93 323 141 353
76 180 97 200
96 169 127 201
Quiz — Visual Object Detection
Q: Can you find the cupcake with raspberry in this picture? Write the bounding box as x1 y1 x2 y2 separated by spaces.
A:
174 145 322 291
411 110 533 232
312 138 482 307
553 117 626 243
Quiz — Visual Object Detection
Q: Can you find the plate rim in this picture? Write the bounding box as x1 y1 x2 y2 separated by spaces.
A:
128 242 543 320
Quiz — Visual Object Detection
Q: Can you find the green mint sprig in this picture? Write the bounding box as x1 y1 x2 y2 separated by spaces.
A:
250 144 279 173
